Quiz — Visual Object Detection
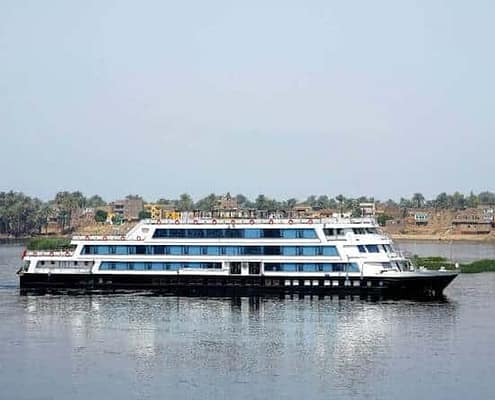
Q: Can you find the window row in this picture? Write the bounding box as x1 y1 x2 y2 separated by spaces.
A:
264 263 359 272
82 245 339 257
99 262 222 271
357 244 393 253
152 228 317 239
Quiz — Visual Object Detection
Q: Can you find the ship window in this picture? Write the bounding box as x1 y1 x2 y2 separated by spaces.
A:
358 245 366 253
284 263 297 272
265 263 277 272
323 228 334 236
206 229 222 238
244 246 262 256
262 229 282 238
40 261 45 266
302 247 317 256
154 246 165 255
169 229 185 238
245 229 261 238
169 246 181 255
135 245 146 255
225 229 243 238
185 246 196 255
322 246 338 256
264 246 282 255
365 245 379 253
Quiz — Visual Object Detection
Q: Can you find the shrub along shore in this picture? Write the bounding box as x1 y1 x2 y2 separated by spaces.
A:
412 256 495 273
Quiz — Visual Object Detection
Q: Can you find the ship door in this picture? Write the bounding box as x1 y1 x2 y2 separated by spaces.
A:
248 262 261 275
230 262 241 275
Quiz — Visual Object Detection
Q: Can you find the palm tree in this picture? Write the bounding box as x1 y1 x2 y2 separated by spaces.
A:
336 194 345 216
412 193 425 208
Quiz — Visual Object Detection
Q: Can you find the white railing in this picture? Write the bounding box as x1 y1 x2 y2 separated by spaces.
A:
72 235 127 241
25 250 74 257
141 217 377 226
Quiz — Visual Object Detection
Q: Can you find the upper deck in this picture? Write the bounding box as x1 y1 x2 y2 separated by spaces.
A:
71 217 382 243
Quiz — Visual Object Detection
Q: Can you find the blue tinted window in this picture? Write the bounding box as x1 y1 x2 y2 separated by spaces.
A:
322 246 338 256
282 246 297 256
302 247 317 256
188 246 201 256
169 246 181 255
302 229 317 239
302 263 316 272
284 263 297 272
282 229 297 239
357 245 366 253
366 245 379 253
245 229 261 239
348 263 359 272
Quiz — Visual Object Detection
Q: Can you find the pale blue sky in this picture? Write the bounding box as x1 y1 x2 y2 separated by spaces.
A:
1 0 494 201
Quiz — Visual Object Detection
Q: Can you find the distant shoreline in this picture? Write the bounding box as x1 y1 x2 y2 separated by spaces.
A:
390 233 495 243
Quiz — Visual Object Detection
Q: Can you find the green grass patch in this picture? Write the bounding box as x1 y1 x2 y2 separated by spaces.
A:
26 237 73 250
460 259 495 273
412 255 495 273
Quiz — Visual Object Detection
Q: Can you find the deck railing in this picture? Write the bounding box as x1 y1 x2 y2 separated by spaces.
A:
141 217 377 225
25 250 75 257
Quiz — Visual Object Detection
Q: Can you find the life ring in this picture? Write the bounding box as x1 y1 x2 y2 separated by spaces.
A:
156 219 161 224
212 219 217 225
288 219 294 225
231 219 236 225
136 235 142 241
65 251 71 257
249 219 255 225
120 235 126 241
269 219 274 225
85 235 90 240
102 235 108 241
174 219 180 225
307 219 313 225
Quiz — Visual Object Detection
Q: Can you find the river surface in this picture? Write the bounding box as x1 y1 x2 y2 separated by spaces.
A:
1 243 495 400
395 239 495 262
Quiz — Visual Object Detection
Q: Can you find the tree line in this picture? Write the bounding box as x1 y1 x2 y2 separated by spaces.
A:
1 190 495 237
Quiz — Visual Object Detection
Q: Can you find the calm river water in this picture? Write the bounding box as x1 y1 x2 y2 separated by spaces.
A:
1 243 495 400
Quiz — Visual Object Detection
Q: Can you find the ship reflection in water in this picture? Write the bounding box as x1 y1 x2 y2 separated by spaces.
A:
14 294 460 400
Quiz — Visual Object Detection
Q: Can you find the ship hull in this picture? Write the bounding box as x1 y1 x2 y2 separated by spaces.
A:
18 272 457 298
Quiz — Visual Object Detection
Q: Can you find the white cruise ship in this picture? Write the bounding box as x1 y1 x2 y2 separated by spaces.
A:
18 217 457 297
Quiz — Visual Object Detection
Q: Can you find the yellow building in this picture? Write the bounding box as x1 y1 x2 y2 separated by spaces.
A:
144 204 180 220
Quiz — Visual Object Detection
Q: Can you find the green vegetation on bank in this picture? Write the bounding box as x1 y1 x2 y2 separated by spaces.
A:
460 260 495 273
412 256 495 273
26 237 73 250
2 189 495 236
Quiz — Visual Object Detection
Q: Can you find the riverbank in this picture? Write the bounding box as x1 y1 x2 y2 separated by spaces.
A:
389 233 495 242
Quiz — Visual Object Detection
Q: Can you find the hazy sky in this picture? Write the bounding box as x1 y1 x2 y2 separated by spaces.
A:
1 0 494 202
